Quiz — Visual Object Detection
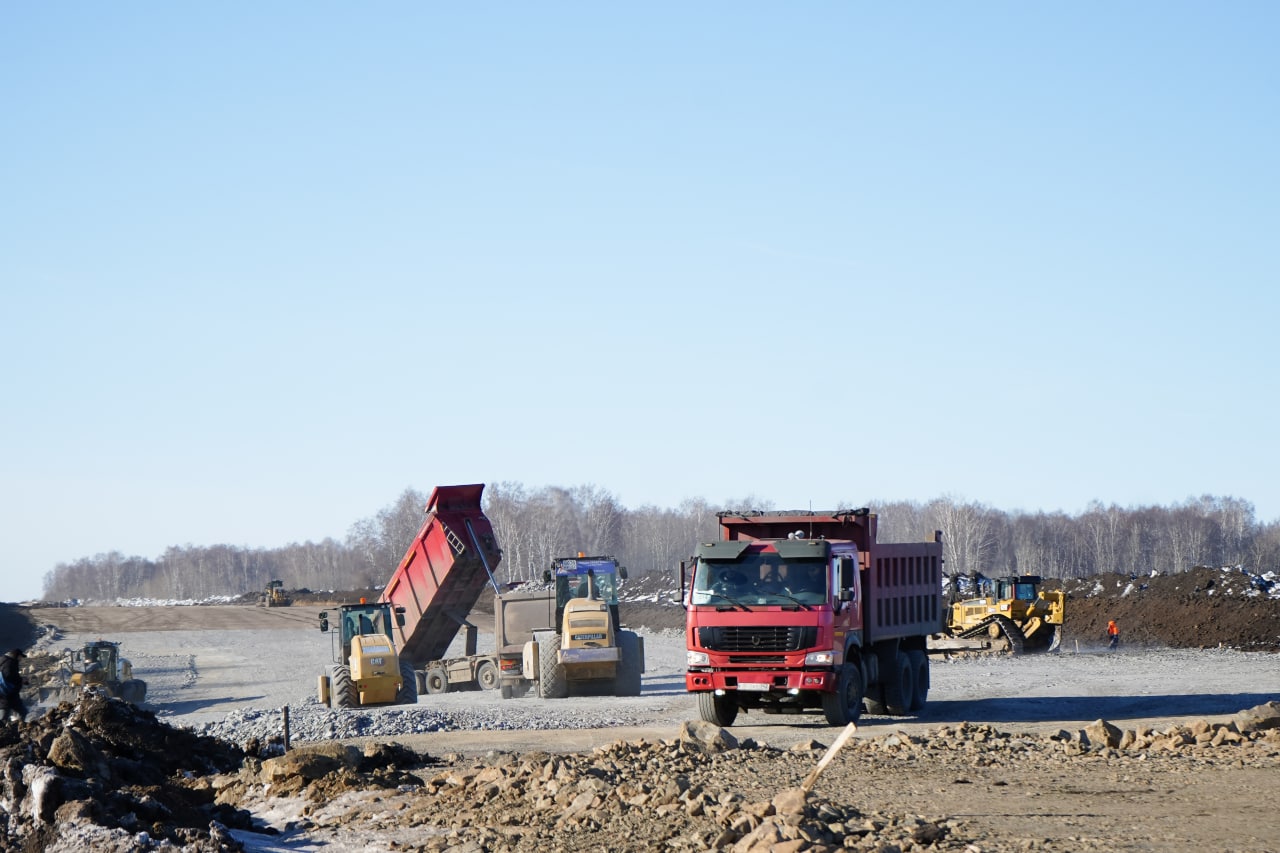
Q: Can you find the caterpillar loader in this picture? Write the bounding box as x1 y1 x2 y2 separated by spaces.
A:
939 573 1064 654
317 599 417 708
39 640 147 705
259 579 292 607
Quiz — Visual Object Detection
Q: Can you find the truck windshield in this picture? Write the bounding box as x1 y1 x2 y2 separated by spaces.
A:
691 555 828 606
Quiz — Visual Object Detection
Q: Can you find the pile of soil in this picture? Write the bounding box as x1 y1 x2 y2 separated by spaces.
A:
1053 566 1280 652
0 690 252 851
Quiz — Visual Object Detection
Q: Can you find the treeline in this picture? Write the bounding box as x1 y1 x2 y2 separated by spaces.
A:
40 485 1280 602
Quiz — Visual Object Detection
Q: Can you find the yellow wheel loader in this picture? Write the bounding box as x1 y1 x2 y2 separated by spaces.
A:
317 600 418 708
259 579 292 607
941 573 1064 654
39 640 147 705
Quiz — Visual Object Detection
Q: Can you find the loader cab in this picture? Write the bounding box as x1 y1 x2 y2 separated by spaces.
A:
546 556 625 632
319 600 405 662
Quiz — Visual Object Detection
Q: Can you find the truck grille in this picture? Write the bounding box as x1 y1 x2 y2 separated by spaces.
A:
698 626 816 652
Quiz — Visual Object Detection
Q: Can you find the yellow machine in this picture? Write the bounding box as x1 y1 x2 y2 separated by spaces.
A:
522 555 644 698
317 600 418 708
944 574 1064 654
40 640 147 704
259 579 292 607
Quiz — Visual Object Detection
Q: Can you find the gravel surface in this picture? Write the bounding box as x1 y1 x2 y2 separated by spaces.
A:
25 605 1280 753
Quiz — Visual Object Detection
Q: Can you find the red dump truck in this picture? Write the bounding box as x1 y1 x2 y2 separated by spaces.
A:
682 508 943 726
378 483 560 699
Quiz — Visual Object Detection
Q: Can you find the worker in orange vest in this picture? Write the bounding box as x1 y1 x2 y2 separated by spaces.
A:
1107 620 1120 651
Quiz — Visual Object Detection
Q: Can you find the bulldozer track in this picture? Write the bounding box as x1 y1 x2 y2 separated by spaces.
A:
956 614 1027 654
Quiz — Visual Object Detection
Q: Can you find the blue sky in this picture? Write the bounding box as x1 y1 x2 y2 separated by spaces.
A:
2 4 1277 602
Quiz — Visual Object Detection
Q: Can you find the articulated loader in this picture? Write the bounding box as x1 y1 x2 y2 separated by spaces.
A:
317 599 418 708
939 573 1064 654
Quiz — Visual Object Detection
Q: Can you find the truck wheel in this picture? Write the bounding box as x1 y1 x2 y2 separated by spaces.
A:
822 663 864 726
424 667 449 695
614 630 643 697
331 666 357 708
882 650 915 715
475 660 500 691
907 649 929 711
696 691 738 726
537 639 568 699
397 660 419 704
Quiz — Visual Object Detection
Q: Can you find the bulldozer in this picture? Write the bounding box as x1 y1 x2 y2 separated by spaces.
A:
39 640 147 705
940 573 1064 654
258 579 292 607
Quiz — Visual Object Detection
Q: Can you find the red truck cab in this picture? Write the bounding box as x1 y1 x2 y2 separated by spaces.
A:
683 508 942 727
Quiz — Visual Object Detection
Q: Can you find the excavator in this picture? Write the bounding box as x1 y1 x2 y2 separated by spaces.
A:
939 573 1064 654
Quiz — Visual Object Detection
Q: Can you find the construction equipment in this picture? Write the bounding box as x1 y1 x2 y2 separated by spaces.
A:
258 579 292 607
936 573 1065 654
317 599 416 708
682 508 944 727
521 555 645 699
39 640 147 705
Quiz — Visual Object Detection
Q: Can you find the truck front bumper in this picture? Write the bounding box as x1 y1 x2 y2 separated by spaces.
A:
686 669 837 693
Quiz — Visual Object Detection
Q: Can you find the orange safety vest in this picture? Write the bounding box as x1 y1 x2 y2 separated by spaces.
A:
1107 621 1119 636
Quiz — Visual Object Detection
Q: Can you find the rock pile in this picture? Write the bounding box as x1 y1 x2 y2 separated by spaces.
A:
0 689 252 852
216 706 1280 852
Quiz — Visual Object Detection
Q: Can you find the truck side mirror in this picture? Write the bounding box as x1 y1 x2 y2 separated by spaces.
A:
395 606 406 627
618 566 628 580
543 569 552 583
839 588 853 602
319 612 329 632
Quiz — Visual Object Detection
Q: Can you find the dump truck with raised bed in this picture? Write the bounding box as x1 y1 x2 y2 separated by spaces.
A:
40 640 147 705
375 483 544 699
520 555 645 699
934 572 1064 654
682 508 943 726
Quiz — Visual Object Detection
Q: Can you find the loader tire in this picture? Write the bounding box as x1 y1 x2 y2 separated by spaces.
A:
475 660 500 691
614 630 643 697
537 639 568 699
397 660 419 704
696 691 739 726
120 679 147 705
907 649 929 711
882 650 915 716
424 666 449 695
822 662 864 726
331 666 356 708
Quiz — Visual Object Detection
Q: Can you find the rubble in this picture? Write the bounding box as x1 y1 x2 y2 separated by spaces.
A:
0 689 253 852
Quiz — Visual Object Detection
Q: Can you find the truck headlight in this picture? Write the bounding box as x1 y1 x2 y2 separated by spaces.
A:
804 651 834 666
687 651 710 666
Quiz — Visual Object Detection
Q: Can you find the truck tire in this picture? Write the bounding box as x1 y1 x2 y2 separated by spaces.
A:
822 662 864 726
614 630 643 697
397 660 419 704
907 649 929 711
882 650 915 716
696 691 738 726
475 660 500 691
424 666 449 695
537 639 568 699
331 666 357 708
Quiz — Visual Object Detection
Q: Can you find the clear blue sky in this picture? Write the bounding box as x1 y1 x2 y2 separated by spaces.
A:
3 4 1277 602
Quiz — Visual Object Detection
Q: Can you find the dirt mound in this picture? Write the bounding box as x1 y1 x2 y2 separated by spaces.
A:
0 690 253 851
1054 566 1280 652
